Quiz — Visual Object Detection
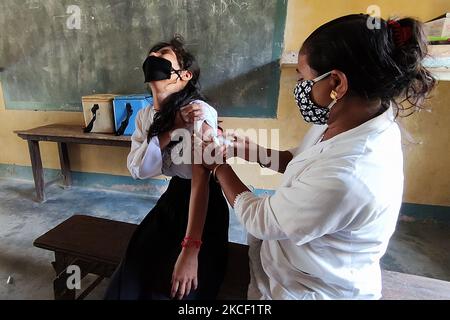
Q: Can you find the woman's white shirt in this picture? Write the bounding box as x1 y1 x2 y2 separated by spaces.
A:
127 100 218 180
234 107 404 300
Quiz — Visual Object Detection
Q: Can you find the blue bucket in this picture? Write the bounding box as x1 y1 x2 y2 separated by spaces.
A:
113 95 153 136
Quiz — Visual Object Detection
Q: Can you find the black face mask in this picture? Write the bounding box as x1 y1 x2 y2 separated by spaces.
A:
142 56 182 83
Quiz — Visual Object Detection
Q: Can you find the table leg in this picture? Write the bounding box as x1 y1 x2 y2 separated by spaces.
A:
52 253 76 300
27 140 46 203
58 142 72 188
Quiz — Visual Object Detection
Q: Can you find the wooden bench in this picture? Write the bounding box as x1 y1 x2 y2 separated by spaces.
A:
15 124 131 203
34 215 249 300
34 215 450 300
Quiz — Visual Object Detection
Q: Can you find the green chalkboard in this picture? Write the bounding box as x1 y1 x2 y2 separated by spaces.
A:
0 0 287 118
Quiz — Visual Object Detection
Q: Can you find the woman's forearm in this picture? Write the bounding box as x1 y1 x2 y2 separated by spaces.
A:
215 164 250 208
257 147 293 174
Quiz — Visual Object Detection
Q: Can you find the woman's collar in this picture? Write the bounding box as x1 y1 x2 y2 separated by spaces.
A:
318 101 396 145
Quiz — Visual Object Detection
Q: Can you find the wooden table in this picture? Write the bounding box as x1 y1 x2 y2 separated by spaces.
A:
15 124 131 203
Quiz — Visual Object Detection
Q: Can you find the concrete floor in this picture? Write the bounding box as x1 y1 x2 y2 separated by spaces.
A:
0 177 449 300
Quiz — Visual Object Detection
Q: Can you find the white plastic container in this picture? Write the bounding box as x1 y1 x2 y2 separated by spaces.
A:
82 94 118 134
425 13 450 40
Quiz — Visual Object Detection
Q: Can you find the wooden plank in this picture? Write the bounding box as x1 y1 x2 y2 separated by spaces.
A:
283 45 450 82
15 124 130 142
15 124 131 147
58 142 72 188
76 276 105 300
34 215 137 265
27 140 46 203
18 134 131 147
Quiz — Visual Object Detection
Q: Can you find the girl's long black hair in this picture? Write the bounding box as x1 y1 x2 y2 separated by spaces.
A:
147 35 206 143
301 14 436 117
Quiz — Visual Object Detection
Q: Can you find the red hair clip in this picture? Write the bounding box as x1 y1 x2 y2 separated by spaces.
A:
388 20 413 48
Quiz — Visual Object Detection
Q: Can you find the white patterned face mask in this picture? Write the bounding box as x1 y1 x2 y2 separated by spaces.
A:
293 71 337 125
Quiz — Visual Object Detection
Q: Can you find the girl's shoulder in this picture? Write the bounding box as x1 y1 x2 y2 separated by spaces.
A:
137 104 156 117
135 105 157 127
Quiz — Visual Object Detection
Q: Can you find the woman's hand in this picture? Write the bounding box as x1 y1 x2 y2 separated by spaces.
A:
174 103 204 131
171 248 199 300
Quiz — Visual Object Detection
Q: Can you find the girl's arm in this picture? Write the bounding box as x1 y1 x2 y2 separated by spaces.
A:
186 164 211 241
171 122 213 300
127 109 164 180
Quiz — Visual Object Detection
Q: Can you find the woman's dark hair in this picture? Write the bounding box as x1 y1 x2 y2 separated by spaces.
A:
301 14 436 117
147 35 206 142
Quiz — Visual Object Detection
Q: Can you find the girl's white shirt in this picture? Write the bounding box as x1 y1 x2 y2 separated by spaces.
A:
127 100 218 180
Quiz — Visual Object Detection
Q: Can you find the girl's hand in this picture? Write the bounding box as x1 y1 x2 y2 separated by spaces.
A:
171 248 199 300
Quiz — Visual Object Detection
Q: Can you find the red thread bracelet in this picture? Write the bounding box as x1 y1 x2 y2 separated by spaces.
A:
181 237 203 249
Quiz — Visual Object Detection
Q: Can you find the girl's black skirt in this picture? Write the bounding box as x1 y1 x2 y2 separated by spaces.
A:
104 176 229 300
